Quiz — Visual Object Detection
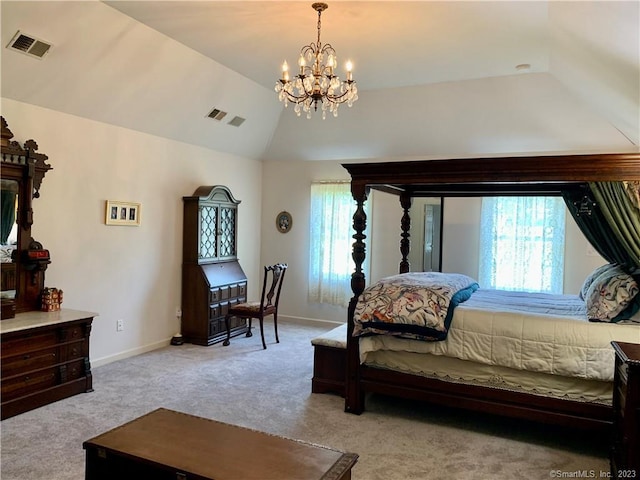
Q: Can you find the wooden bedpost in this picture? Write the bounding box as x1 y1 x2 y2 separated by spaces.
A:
345 182 368 415
399 191 412 273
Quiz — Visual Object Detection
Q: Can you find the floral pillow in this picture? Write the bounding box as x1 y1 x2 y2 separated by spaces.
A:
579 263 616 300
585 265 639 322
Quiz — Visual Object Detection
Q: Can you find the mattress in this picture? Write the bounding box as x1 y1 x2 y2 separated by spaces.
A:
359 289 640 382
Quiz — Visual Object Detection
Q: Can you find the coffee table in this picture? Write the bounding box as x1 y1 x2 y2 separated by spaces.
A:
83 408 358 480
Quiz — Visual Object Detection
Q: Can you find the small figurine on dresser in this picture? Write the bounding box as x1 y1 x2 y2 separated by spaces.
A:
41 287 63 312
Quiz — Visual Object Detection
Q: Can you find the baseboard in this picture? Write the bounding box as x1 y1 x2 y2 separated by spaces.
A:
91 317 341 367
91 338 171 368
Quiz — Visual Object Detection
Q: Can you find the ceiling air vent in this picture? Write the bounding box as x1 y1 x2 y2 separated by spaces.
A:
207 108 228 121
7 31 52 59
228 116 246 128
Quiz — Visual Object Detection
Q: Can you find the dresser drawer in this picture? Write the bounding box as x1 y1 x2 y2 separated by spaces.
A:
227 297 245 309
60 359 86 383
1 329 58 358
60 324 85 342
229 282 247 298
209 282 248 304
209 299 245 321
209 304 221 319
209 318 225 336
64 340 88 361
1 366 58 402
209 301 231 320
209 317 247 337
1 346 59 378
209 287 221 303
209 286 231 302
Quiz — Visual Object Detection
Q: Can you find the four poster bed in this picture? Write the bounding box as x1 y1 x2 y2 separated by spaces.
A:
342 153 640 431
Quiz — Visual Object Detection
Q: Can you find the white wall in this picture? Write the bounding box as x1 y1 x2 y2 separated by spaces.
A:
2 99 263 365
260 160 349 324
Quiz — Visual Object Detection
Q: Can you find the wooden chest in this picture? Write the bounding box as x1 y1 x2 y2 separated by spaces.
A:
83 408 358 480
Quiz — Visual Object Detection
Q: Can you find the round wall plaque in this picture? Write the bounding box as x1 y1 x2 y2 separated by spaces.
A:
276 211 292 233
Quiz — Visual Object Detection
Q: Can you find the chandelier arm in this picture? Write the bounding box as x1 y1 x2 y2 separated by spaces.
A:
323 85 356 104
281 88 313 104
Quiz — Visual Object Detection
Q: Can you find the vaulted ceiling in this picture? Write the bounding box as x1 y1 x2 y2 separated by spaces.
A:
2 1 638 162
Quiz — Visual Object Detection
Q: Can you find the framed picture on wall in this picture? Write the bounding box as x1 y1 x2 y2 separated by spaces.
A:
105 200 141 226
276 211 292 233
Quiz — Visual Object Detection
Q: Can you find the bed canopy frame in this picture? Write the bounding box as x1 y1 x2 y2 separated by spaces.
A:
342 152 640 431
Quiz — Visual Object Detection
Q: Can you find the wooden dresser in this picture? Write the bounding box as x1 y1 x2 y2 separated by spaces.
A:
181 186 248 346
610 341 640 479
1 309 96 419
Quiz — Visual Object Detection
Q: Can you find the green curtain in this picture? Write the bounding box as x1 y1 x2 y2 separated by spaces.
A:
590 181 640 272
1 190 16 245
563 183 640 274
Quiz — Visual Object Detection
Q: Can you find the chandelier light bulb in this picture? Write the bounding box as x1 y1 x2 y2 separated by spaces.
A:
281 60 290 82
275 2 357 119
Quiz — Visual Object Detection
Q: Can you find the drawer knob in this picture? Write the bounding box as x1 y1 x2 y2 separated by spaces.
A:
23 354 31 360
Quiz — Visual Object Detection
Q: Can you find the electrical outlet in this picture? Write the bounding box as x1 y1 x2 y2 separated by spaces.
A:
176 308 182 318
116 319 124 332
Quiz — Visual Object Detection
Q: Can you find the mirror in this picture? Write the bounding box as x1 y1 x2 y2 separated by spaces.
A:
407 197 443 272
423 201 442 272
1 179 19 300
1 116 52 318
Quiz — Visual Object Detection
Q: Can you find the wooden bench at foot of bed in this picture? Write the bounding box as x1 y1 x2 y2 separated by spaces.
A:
311 324 347 397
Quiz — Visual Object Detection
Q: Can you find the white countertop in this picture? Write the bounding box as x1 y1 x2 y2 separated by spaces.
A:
1 309 98 334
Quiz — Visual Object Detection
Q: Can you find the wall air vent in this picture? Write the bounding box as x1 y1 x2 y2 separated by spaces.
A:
228 116 246 127
7 31 52 59
207 108 228 121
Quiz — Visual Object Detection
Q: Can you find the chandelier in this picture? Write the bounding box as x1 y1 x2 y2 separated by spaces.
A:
275 2 358 119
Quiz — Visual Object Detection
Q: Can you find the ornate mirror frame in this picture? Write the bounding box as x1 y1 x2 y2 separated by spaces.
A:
1 116 53 317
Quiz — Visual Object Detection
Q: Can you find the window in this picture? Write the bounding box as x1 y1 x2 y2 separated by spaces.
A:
479 196 566 293
308 182 368 307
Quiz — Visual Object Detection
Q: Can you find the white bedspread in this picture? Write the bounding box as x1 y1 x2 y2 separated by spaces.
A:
359 289 640 382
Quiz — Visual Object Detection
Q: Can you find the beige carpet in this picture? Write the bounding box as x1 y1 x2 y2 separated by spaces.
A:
0 321 609 479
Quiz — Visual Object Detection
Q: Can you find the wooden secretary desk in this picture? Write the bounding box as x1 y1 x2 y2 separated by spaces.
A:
181 186 248 346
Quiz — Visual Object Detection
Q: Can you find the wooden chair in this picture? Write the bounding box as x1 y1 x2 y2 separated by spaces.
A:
223 263 287 349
